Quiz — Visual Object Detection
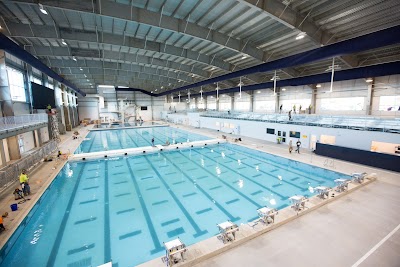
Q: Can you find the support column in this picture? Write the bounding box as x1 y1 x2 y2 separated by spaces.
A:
7 136 20 160
229 93 234 111
34 129 42 148
311 85 317 114
275 89 280 113
62 86 72 131
0 139 7 168
25 64 34 113
365 79 374 115
248 91 254 112
0 50 14 117
151 96 154 120
216 97 220 111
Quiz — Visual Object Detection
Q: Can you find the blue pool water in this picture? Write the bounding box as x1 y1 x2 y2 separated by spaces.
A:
0 144 351 267
76 127 211 153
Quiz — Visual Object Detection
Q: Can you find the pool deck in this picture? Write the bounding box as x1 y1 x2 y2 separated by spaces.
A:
0 121 399 267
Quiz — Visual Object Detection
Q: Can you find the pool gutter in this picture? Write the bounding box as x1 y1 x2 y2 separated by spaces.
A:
138 175 377 267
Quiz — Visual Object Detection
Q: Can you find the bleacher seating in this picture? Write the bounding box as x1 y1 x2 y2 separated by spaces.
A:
199 111 400 133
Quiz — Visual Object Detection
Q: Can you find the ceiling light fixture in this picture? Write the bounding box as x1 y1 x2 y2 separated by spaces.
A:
61 39 67 45
79 68 83 71
39 4 48 15
296 32 305 40
211 67 215 70
316 84 322 88
72 56 77 61
241 55 247 60
282 88 286 91
366 78 373 83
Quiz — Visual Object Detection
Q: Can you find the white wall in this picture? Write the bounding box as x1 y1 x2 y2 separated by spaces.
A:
13 102 30 115
78 97 99 120
19 131 35 153
164 112 400 152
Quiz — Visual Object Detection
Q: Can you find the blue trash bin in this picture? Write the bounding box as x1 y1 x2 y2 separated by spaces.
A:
10 203 18 211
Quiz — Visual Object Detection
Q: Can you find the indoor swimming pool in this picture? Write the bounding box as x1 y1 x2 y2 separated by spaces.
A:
0 143 351 267
75 127 211 153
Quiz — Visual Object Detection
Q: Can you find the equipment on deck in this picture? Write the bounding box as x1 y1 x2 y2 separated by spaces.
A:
257 207 278 224
164 238 187 266
217 220 239 243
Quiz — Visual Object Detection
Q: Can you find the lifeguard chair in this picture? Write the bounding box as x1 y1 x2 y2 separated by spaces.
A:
163 238 187 266
217 220 239 243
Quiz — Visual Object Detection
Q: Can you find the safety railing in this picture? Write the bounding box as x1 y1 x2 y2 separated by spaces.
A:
200 111 400 133
0 140 58 191
0 114 48 131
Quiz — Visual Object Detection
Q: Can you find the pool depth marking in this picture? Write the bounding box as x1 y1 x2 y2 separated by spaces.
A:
104 161 111 264
46 163 87 267
163 154 241 222
210 147 306 193
188 149 283 204
144 155 208 238
125 157 164 254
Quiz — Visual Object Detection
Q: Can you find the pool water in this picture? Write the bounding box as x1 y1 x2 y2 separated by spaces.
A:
76 127 211 153
0 144 350 267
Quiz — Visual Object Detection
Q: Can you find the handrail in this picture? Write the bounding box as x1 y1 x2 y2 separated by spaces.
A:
0 114 48 130
0 140 57 192
198 111 400 133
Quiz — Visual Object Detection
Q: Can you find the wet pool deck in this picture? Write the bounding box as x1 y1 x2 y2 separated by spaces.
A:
0 122 399 267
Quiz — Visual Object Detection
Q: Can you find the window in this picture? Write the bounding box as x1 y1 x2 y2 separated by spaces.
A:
320 97 364 111
379 96 400 111
207 102 217 110
255 101 275 111
235 102 250 111
219 102 231 111
32 76 42 85
290 131 300 138
281 99 311 111
266 128 275 135
6 67 26 102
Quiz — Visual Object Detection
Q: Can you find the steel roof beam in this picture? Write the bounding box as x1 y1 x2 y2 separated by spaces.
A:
9 0 266 60
5 22 233 72
241 0 359 67
25 45 211 79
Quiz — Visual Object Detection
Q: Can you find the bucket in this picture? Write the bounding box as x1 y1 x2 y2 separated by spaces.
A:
10 203 18 211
